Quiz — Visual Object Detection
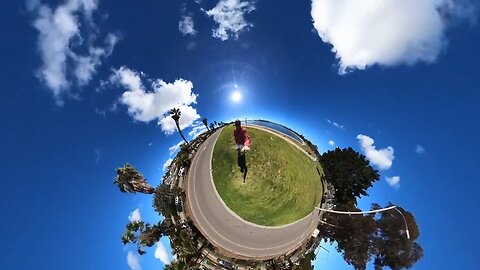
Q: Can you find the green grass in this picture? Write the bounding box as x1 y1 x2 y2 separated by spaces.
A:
211 125 323 226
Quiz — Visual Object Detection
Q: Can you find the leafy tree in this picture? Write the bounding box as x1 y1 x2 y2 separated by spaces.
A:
114 163 155 194
153 184 176 217
170 108 189 146
319 203 423 270
209 123 214 131
371 204 423 270
294 251 316 270
320 147 380 204
163 260 186 270
202 117 209 131
173 144 192 169
320 203 376 269
121 221 164 255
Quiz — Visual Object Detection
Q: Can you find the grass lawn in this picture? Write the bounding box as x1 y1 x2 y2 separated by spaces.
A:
211 125 323 226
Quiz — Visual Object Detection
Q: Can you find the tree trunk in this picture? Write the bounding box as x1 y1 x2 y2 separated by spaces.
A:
176 122 189 145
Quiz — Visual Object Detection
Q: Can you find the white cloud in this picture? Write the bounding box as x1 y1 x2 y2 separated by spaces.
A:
163 158 173 171
205 0 255 41
169 141 184 155
155 241 172 265
127 251 141 270
179 15 197 36
386 176 400 189
188 121 207 138
128 208 141 222
326 119 344 129
111 67 201 134
328 140 335 146
311 0 475 74
28 0 118 105
73 34 118 86
357 134 395 170
333 122 344 129
415 144 426 155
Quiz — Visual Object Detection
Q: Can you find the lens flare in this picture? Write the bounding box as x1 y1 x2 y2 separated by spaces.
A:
231 91 242 102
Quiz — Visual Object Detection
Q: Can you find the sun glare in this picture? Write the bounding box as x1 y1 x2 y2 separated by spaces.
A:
231 91 242 102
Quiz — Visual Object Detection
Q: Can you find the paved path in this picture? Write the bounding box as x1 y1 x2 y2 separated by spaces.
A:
186 128 322 259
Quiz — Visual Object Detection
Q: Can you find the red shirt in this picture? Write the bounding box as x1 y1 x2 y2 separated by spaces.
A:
233 127 251 147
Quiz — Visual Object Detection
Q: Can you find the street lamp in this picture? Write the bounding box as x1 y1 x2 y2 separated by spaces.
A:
394 207 411 239
315 205 410 239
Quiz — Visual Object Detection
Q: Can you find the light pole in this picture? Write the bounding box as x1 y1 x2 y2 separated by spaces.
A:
394 207 411 239
315 205 410 239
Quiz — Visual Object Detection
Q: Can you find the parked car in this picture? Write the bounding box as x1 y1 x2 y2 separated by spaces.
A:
217 258 237 270
175 196 183 212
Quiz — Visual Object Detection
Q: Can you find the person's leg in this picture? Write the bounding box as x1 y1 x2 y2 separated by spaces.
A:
243 163 248 183
237 147 245 173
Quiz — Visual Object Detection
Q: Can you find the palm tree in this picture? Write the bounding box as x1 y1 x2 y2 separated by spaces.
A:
202 117 209 132
163 260 186 270
170 108 189 146
121 221 164 255
114 163 155 194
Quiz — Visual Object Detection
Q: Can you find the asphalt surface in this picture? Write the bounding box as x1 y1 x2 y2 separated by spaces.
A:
186 128 322 259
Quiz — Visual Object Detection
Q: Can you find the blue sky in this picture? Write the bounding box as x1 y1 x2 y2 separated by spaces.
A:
1 0 479 269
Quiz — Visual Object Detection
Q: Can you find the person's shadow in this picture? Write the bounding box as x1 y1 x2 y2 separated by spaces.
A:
237 150 248 183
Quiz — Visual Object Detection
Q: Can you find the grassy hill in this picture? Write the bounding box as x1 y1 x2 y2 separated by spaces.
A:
211 125 323 226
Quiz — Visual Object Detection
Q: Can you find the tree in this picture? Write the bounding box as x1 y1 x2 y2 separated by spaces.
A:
320 203 377 270
209 123 214 131
371 204 423 269
320 147 380 204
202 117 209 132
163 260 186 270
170 108 189 146
153 183 176 217
114 163 155 194
294 251 316 270
121 221 164 255
319 203 423 270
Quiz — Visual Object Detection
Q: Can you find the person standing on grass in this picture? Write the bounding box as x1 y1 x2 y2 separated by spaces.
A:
234 119 250 153
234 120 250 182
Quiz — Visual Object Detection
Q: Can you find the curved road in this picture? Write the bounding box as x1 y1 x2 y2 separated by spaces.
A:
186 128 322 259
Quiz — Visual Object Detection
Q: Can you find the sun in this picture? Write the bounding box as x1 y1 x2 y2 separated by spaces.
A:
231 91 242 102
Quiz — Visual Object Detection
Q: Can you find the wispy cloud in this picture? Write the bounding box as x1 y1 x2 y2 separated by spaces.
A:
163 158 173 171
28 0 118 105
386 176 400 189
155 241 173 265
179 15 197 36
128 208 141 222
186 41 197 50
328 140 335 146
188 121 207 138
127 251 141 270
205 0 256 41
311 0 476 74
357 134 395 170
415 144 426 155
110 66 200 134
326 119 344 130
94 148 102 164
169 141 184 155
